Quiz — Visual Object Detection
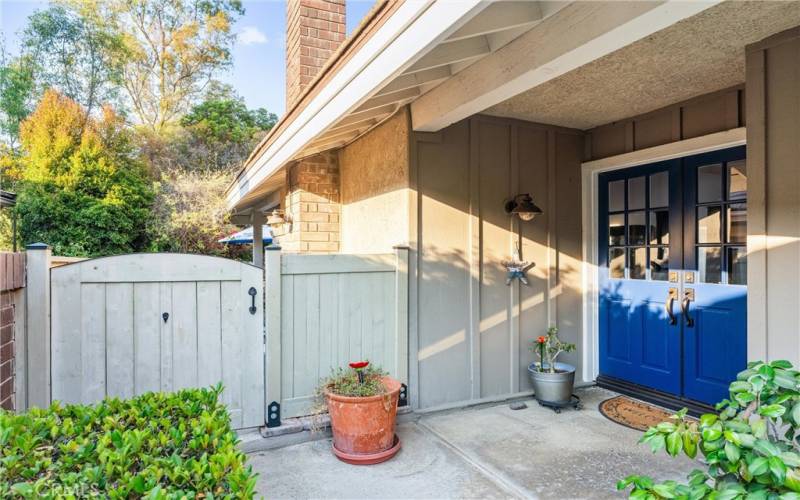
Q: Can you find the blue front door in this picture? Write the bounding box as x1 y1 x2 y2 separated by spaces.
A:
599 147 747 406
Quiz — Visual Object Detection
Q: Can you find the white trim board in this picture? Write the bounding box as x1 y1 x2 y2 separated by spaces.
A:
579 127 747 383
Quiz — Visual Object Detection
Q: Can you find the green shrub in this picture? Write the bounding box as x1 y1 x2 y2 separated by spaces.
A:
0 385 257 498
618 360 800 499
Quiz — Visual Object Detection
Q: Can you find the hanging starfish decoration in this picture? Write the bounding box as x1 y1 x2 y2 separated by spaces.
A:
502 247 534 285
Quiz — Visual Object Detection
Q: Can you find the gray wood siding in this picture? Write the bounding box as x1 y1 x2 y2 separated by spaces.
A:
585 86 745 161
746 27 800 364
413 115 584 410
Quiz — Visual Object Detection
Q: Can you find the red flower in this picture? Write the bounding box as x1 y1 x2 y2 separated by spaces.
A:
349 361 369 369
536 336 547 344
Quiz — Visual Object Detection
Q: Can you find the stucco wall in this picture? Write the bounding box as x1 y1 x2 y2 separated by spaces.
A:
411 115 584 409
339 107 411 253
746 27 800 364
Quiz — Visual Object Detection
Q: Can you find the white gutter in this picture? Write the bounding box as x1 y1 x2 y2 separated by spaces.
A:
226 0 488 211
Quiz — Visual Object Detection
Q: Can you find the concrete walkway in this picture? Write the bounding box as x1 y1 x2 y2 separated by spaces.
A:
247 387 698 499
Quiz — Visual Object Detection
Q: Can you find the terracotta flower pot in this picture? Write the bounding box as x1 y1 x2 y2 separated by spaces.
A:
325 376 401 465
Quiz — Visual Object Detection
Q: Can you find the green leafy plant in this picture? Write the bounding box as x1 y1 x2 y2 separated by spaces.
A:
0 384 257 498
618 360 800 499
531 326 576 373
319 361 389 398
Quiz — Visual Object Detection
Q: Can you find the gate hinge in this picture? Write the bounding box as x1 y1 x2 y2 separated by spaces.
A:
266 401 281 428
399 383 408 407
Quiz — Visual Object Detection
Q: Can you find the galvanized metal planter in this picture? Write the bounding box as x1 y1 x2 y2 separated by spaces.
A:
527 362 576 405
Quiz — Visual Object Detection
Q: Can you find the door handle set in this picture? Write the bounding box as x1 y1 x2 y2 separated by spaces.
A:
666 288 678 325
665 287 694 327
681 288 695 327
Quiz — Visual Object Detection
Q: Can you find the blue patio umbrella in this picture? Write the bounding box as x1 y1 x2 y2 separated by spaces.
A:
218 225 273 245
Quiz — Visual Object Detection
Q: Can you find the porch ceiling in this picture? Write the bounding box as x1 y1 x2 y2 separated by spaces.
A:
483 1 800 130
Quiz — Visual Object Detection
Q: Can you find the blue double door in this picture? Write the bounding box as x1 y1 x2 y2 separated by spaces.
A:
599 147 747 406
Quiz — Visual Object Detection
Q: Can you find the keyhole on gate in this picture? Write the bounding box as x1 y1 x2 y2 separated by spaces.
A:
162 312 169 323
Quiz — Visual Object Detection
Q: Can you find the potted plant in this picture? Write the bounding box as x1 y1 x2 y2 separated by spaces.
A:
527 326 577 405
321 361 402 465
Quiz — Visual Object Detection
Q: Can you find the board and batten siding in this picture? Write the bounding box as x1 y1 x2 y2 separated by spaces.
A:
584 86 745 161
49 254 265 429
265 249 409 418
411 115 584 410
746 26 800 364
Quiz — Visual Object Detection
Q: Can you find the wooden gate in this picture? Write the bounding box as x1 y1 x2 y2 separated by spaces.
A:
50 254 265 429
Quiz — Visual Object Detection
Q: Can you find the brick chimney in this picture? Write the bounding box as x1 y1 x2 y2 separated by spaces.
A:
286 0 346 110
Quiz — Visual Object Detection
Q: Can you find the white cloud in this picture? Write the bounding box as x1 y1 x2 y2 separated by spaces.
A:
238 26 268 46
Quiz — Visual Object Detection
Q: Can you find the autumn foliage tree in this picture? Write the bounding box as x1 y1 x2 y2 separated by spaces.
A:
13 90 153 256
89 0 245 131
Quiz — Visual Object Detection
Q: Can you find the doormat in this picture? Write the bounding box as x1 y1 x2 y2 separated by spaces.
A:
598 396 678 432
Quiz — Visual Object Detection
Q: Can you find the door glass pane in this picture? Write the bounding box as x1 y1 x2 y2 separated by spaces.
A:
649 210 669 245
609 248 625 279
649 171 669 208
728 160 747 201
697 205 721 243
728 247 747 285
650 247 669 281
608 180 625 212
629 247 646 280
727 203 747 243
628 211 646 246
609 213 625 245
628 176 645 210
697 163 722 203
698 247 722 284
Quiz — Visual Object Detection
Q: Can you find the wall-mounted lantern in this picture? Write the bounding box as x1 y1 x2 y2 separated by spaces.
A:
266 209 292 227
504 194 542 221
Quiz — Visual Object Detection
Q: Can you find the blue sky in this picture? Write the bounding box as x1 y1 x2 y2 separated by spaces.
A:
0 0 376 116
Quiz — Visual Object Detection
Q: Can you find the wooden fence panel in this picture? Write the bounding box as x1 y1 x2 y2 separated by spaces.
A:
267 248 409 419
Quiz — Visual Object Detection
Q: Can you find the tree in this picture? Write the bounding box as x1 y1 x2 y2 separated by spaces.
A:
21 4 126 119
178 84 277 171
146 169 248 259
13 90 153 256
87 0 245 131
0 49 36 148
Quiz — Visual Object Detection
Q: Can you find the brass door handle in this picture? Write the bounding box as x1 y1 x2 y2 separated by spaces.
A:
681 289 695 327
666 288 677 325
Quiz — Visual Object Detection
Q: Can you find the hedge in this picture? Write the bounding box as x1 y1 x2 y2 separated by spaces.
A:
0 385 258 498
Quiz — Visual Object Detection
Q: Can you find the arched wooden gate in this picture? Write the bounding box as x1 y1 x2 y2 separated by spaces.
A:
50 253 265 429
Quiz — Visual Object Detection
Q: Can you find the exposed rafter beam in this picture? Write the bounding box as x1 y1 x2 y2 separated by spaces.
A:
402 36 490 75
307 131 360 151
297 140 351 160
332 103 398 129
316 124 373 144
374 66 452 97
324 118 379 135
446 1 543 42
353 87 420 114
411 0 724 132
226 1 490 211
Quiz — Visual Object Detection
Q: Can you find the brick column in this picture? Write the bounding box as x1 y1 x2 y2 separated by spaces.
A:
274 152 340 253
1 251 25 412
286 0 346 110
0 289 14 411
